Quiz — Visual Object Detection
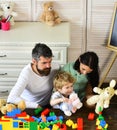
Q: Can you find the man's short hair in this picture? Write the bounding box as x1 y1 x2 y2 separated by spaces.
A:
32 43 53 60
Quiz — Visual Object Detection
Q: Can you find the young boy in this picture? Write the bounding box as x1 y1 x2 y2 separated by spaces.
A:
50 71 83 116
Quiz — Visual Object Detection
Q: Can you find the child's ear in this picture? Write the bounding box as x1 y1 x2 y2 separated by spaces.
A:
58 88 62 92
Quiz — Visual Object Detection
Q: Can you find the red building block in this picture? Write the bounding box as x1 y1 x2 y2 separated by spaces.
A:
77 118 83 130
25 117 34 122
60 124 67 130
88 113 95 120
16 112 27 117
41 108 50 116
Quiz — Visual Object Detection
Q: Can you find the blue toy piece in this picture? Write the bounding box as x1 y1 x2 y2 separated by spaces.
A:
7 108 21 117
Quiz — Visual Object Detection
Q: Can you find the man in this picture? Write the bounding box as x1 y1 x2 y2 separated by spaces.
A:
7 43 60 108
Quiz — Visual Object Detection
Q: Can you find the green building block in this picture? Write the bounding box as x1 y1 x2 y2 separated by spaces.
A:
30 121 38 130
34 107 43 115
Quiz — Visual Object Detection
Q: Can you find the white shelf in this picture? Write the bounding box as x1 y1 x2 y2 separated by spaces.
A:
0 21 70 46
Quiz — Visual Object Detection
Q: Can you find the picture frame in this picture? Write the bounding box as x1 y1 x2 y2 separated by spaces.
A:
107 3 117 52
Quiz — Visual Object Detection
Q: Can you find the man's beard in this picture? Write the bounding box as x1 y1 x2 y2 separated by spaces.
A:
36 65 51 76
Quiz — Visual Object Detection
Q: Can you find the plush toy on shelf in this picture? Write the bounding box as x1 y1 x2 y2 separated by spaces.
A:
0 99 26 115
0 1 18 25
40 1 61 26
86 79 117 114
0 9 3 19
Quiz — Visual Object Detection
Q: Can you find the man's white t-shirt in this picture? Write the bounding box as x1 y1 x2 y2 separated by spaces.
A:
7 63 60 108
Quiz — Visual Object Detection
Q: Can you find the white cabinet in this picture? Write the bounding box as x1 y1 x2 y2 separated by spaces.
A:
0 21 70 98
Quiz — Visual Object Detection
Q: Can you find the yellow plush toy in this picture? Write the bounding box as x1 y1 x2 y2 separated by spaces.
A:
86 80 117 114
40 1 61 26
0 99 6 110
0 99 26 115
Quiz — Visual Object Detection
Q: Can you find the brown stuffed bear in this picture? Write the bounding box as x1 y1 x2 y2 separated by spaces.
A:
40 1 61 26
0 99 26 115
0 99 6 110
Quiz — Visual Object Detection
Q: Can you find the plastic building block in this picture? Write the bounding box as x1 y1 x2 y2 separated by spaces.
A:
41 115 46 122
16 112 27 117
0 118 10 122
56 122 61 128
88 113 95 120
32 116 41 123
46 115 57 121
25 116 34 122
72 123 78 129
57 116 64 121
100 120 106 127
77 118 83 130
30 121 38 130
7 108 21 117
44 128 50 130
49 112 55 116
13 121 19 128
41 108 50 116
0 125 2 130
39 122 48 129
104 124 108 129
60 124 67 130
52 124 59 130
34 107 43 115
66 119 73 127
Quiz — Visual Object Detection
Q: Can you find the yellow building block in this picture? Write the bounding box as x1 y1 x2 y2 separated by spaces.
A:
72 123 77 129
66 119 73 127
52 124 59 130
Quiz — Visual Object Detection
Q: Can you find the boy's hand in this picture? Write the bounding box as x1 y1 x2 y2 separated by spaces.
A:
62 97 69 103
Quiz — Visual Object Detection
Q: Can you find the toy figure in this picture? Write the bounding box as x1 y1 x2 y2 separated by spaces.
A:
86 79 117 114
0 99 26 115
40 1 61 26
0 1 18 25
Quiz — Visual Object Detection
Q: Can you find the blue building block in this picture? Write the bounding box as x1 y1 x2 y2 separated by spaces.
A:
100 120 106 128
13 122 18 128
7 108 21 117
58 116 64 120
46 115 57 121
0 125 2 130
32 116 41 123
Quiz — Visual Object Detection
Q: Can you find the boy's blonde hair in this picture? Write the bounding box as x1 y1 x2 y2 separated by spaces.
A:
53 71 75 90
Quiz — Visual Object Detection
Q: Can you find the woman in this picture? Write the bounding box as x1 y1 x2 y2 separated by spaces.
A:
61 51 99 101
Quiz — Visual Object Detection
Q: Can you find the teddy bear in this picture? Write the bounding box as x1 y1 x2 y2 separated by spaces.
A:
86 79 117 114
60 92 83 116
0 99 6 110
0 1 18 25
0 99 26 115
40 1 61 26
